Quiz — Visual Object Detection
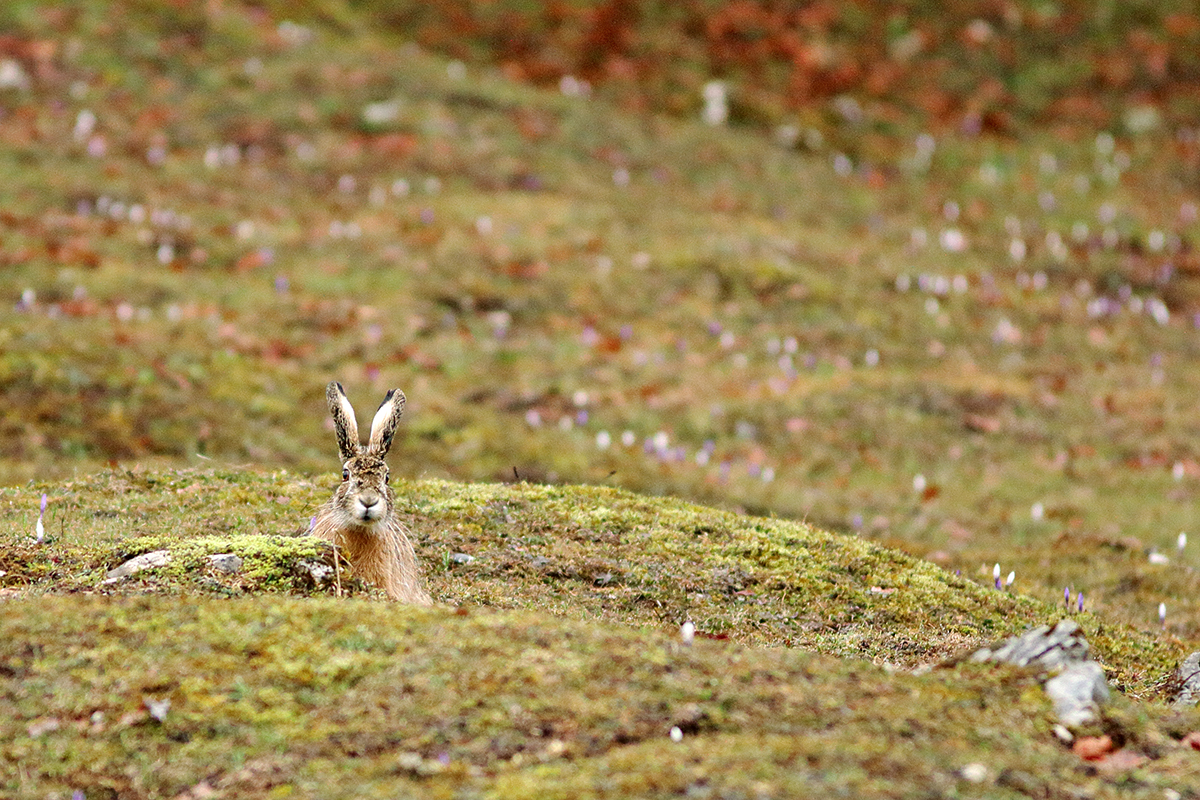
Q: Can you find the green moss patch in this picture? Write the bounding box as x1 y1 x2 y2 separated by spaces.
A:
4 594 1200 799
0 469 1192 693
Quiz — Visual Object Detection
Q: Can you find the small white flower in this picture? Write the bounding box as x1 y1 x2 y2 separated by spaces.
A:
669 726 684 743
961 762 988 783
938 228 966 252
33 493 46 543
145 697 171 722
681 621 695 645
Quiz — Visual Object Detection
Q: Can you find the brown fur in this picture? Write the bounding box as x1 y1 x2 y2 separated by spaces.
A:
310 511 431 605
311 382 432 605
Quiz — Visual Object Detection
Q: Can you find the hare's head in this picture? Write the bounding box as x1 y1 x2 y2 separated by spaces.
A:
325 381 406 528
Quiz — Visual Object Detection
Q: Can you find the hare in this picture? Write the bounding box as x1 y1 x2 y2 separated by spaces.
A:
310 381 432 605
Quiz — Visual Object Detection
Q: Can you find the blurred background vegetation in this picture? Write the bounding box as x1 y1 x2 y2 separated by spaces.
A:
4 0 1200 638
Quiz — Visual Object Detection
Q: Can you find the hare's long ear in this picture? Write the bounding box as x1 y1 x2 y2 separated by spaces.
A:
367 388 405 457
326 381 361 461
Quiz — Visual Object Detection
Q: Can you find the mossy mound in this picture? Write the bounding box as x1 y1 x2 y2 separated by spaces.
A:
1 469 1186 692
3 469 1200 797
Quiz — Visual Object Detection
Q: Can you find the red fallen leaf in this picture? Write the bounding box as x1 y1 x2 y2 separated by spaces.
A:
1094 749 1148 773
61 299 99 317
963 413 1001 434
1165 13 1200 36
1073 735 1114 761
503 259 548 279
369 132 418 159
921 484 940 502
235 249 270 273
1182 731 1200 750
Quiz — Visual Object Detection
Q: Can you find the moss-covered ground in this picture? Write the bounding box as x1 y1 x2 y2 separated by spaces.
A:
4 469 1200 797
5 1 1200 796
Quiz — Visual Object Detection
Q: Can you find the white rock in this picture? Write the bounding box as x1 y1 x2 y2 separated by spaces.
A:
103 550 172 584
299 560 334 584
207 553 243 574
1044 662 1109 727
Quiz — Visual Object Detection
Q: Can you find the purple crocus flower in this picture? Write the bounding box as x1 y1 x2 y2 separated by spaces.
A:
34 493 46 543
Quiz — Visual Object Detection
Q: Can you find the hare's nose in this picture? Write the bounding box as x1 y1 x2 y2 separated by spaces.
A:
360 494 379 508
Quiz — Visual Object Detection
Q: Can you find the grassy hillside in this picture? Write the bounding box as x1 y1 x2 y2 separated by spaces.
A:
3 469 1200 798
1 1 1200 638
4 1 1200 796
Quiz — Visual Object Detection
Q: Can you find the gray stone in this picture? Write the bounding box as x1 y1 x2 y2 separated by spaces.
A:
1170 651 1200 708
103 550 172 584
450 552 474 565
207 553 243 574
967 618 1110 729
299 559 334 585
968 619 1089 670
1044 661 1109 727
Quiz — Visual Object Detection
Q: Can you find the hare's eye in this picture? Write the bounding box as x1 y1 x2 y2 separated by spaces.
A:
384 470 390 484
342 468 350 482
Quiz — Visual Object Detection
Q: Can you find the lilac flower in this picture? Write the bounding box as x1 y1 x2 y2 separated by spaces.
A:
993 563 1001 590
1077 591 1084 613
